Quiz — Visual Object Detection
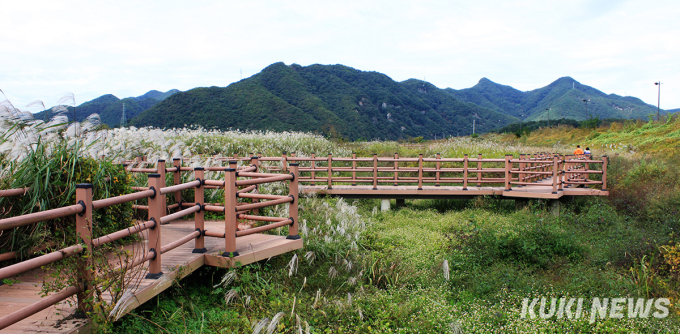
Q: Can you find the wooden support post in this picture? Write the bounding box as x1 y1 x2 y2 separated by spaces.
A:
352 153 357 186
233 152 238 161
282 152 288 172
146 173 164 279
519 153 526 183
156 160 167 219
435 153 441 187
287 163 300 239
504 154 512 191
551 155 559 194
561 154 567 190
311 153 316 186
327 153 333 189
477 153 482 187
394 152 399 186
602 156 608 191
418 154 423 190
193 168 206 253
373 154 378 190
584 159 590 182
463 154 468 190
173 158 181 211
251 156 260 215
223 165 238 257
75 184 93 314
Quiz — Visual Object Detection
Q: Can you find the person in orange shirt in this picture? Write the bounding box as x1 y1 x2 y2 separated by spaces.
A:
574 145 584 155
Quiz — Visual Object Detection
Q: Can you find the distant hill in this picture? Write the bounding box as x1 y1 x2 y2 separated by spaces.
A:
446 77 659 121
131 63 517 140
133 89 180 102
34 89 179 128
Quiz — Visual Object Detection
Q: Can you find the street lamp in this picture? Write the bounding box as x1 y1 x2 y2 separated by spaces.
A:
546 108 550 128
655 82 662 121
519 114 524 134
583 99 590 121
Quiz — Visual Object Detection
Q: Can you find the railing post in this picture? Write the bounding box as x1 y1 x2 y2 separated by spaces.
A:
173 158 182 211
463 154 468 190
561 154 567 190
394 152 399 186
224 164 238 258
327 153 333 189
435 153 441 187
373 153 378 190
418 154 423 190
157 160 166 219
250 155 260 215
352 153 357 186
602 155 608 191
287 163 300 240
519 153 526 183
552 155 559 194
311 153 316 186
282 152 288 172
504 154 512 191
477 153 482 187
75 183 93 315
193 168 207 253
146 173 164 279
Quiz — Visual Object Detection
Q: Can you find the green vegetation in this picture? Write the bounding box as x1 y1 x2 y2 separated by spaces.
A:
501 114 680 155
131 63 517 140
0 140 133 259
446 77 658 122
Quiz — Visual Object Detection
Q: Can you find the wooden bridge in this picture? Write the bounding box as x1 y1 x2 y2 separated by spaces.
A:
203 152 608 200
0 152 608 332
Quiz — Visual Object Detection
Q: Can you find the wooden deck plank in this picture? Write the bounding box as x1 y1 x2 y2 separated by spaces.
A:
300 177 607 198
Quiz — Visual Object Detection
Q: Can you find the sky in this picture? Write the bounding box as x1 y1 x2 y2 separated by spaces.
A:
1 0 678 112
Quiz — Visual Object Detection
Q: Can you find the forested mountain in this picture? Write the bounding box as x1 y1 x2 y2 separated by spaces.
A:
133 89 180 102
131 63 517 140
446 77 659 121
34 89 179 128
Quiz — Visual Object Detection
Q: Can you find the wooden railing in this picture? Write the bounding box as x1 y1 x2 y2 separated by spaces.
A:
128 153 606 193
0 159 299 330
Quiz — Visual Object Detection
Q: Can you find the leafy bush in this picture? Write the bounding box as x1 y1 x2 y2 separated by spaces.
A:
0 140 133 258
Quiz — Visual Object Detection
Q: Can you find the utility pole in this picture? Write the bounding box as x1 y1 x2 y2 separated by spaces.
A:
655 82 662 121
120 102 127 128
472 119 476 134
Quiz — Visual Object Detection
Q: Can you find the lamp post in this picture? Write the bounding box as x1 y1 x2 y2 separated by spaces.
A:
519 114 524 134
583 99 590 121
655 82 662 121
546 108 550 128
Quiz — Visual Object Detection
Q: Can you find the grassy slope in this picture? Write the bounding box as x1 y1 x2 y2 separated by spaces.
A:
493 115 680 156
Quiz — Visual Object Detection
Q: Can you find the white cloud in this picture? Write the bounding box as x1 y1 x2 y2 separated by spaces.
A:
0 0 678 110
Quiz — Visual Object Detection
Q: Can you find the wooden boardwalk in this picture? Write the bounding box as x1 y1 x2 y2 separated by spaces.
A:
301 177 608 200
0 219 302 333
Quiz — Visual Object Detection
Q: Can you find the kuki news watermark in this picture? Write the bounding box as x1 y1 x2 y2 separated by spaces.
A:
521 297 671 324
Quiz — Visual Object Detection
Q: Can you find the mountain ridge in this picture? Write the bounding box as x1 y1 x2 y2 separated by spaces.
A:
446 76 659 121
130 62 518 140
